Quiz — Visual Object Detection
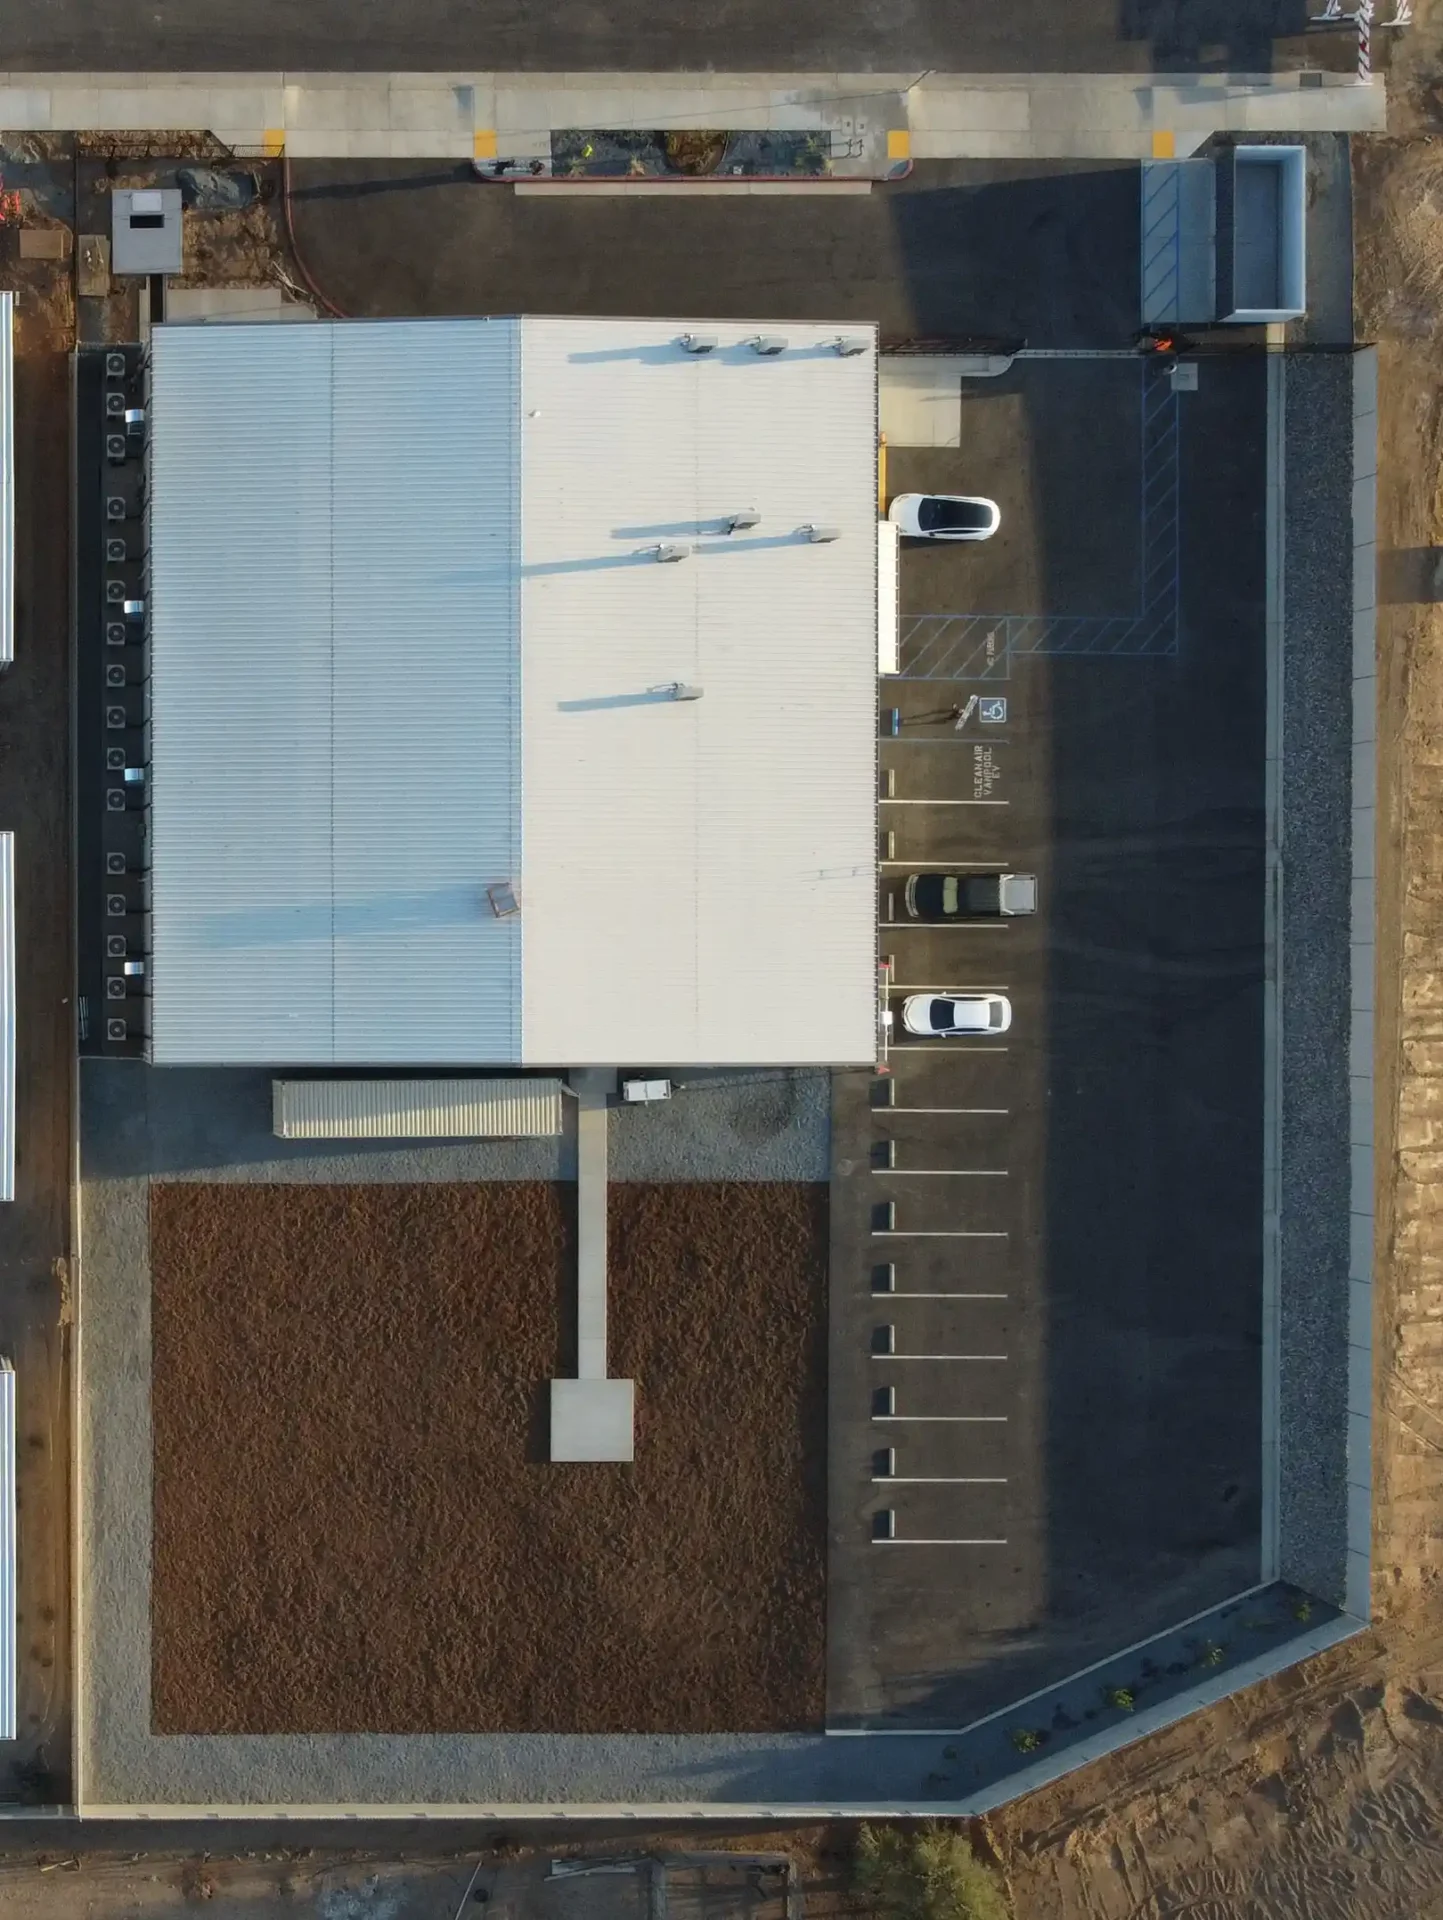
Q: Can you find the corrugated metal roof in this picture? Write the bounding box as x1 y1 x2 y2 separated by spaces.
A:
147 321 521 1065
147 317 877 1069
519 318 878 1065
272 1076 565 1138
0 294 12 669
0 1360 13 1741
0 833 13 1205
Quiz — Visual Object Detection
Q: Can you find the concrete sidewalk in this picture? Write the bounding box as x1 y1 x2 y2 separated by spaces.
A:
0 69 1386 167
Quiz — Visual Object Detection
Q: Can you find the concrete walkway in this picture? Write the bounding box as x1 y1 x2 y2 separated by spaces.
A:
0 70 1385 166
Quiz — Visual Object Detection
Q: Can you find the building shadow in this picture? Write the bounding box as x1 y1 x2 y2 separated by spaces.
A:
1378 548 1443 603
1116 0 1316 71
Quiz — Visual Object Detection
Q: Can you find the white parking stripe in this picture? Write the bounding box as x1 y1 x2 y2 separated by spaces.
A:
874 1230 1008 1238
883 1107 1009 1115
879 799 1009 806
879 922 1011 930
872 1354 1008 1361
870 1169 1007 1176
889 1045 1008 1053
873 1538 1008 1547
885 1292 1008 1300
872 1415 1007 1422
872 1476 1008 1485
877 861 1007 869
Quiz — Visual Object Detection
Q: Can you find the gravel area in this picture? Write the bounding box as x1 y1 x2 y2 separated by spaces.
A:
151 1181 827 1736
82 1063 829 1184
1276 352 1354 1603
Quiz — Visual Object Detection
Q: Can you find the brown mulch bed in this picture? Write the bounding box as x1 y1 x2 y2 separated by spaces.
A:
150 1181 827 1736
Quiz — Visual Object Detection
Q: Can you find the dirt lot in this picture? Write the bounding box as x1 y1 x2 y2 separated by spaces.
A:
150 1181 827 1737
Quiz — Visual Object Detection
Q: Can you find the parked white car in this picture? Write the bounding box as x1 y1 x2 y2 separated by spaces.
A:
888 493 1001 541
901 992 1012 1036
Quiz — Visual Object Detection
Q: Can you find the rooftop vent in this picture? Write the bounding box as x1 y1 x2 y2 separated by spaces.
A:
831 336 868 356
678 332 717 354
648 543 689 563
801 524 841 543
723 509 760 534
746 334 788 356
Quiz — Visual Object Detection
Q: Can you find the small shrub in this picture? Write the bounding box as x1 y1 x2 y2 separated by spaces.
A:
856 1822 1011 1920
1199 1641 1226 1668
1103 1686 1135 1712
1009 1727 1042 1753
1292 1598 1313 1624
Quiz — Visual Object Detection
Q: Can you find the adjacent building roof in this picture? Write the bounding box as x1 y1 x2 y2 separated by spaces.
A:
145 317 878 1067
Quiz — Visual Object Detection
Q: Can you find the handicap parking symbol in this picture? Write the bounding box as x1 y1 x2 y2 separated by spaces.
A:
979 696 1008 725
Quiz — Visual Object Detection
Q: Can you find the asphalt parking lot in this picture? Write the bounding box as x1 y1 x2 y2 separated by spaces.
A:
3 1 1344 78
829 352 1268 1727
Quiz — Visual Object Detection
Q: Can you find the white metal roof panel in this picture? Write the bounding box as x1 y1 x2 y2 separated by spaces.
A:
272 1076 565 1139
517 317 878 1065
147 317 876 1069
146 321 521 1065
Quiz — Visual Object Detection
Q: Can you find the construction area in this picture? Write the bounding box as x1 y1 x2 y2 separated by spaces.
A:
0 3 1437 1907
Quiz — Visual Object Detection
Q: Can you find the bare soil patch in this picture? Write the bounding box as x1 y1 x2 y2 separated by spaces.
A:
151 1181 827 1735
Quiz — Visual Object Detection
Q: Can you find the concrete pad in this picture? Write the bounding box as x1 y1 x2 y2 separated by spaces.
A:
549 1377 635 1462
165 286 316 322
878 365 961 448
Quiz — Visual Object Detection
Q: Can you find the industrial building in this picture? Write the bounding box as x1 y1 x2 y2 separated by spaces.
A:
135 316 880 1069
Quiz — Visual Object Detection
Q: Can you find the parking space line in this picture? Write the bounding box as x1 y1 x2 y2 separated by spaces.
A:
873 1538 1009 1547
878 861 1007 869
884 1107 1009 1114
870 1169 1007 1176
872 1476 1008 1485
887 1291 1008 1300
874 1230 1008 1238
888 1044 1008 1054
890 983 1007 991
873 1415 1007 1423
879 922 1011 931
878 799 1009 806
872 1353 1008 1361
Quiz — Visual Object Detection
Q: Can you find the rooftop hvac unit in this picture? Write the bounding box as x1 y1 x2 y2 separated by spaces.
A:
747 334 788 355
678 332 717 354
106 894 127 917
106 1018 128 1041
105 497 126 521
105 852 128 875
105 665 126 688
106 790 127 812
105 580 126 603
802 524 841 543
105 707 126 729
106 746 125 770
105 435 127 463
104 390 125 419
106 536 126 563
104 351 127 380
105 623 126 647
106 978 127 999
831 336 868 356
649 542 689 563
724 509 760 534
106 934 127 958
